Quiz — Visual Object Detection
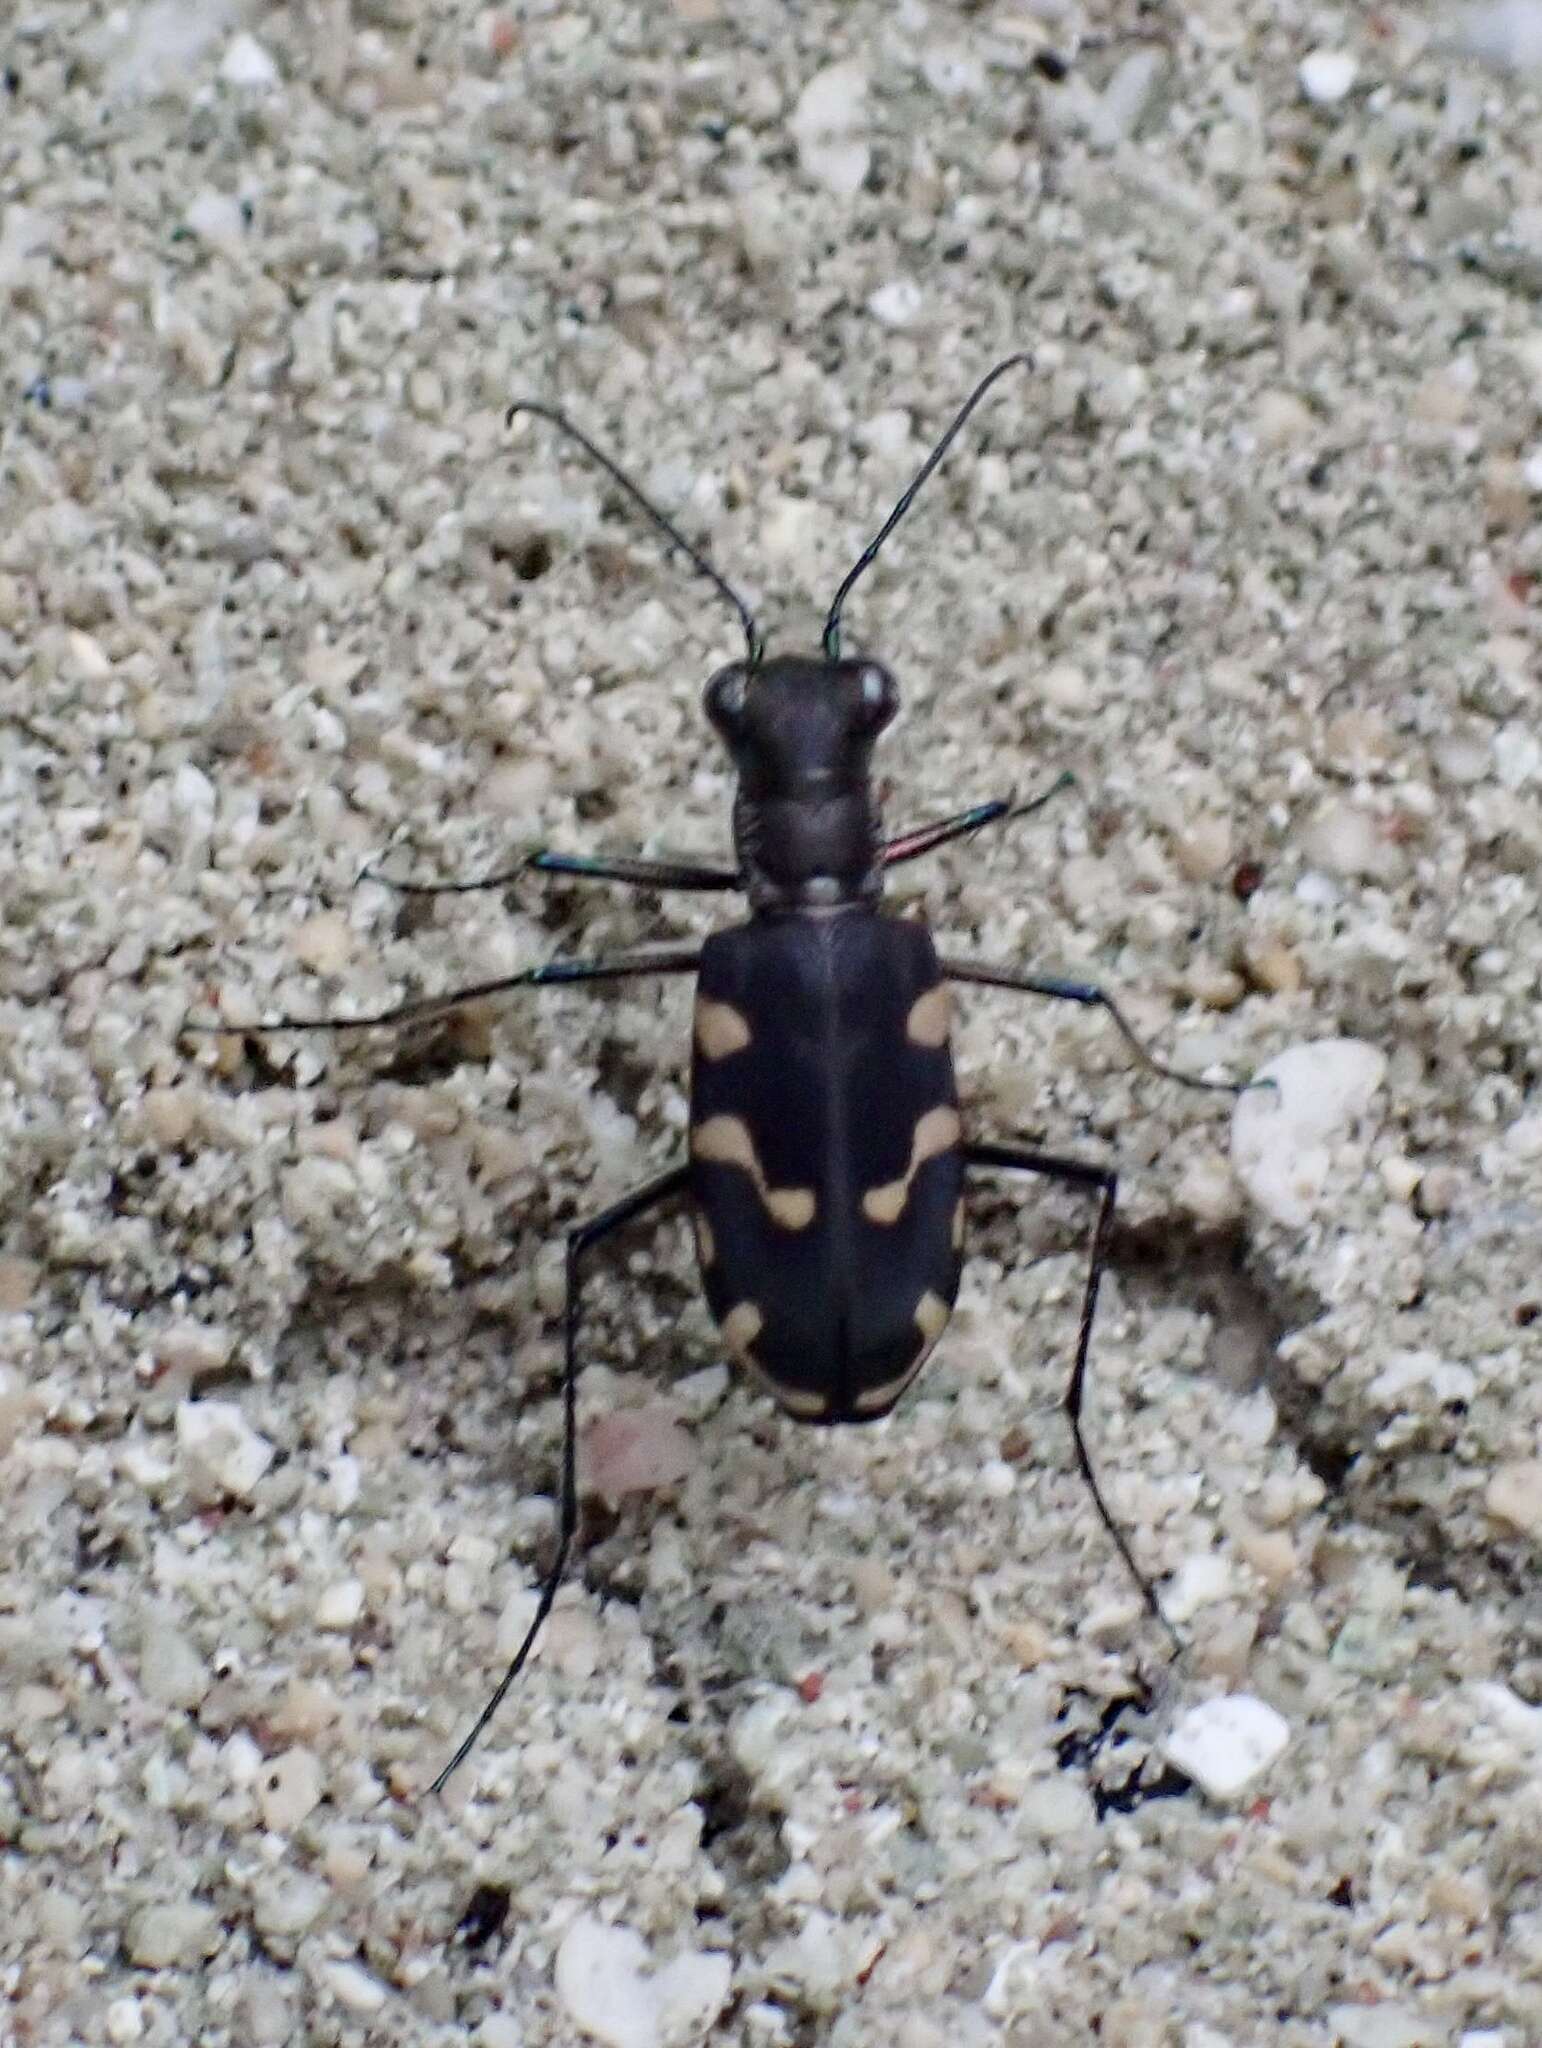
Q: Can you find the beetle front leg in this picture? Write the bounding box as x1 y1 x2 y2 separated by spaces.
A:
965 1140 1180 1656
882 772 1075 871
942 957 1243 1095
430 1161 692 1793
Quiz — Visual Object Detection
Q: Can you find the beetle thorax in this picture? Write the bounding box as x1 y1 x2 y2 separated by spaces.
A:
704 652 899 910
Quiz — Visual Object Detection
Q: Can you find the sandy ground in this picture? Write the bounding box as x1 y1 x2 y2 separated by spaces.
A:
2 2 1541 2043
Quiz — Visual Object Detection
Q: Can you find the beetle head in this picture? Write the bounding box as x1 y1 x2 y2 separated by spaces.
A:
705 654 898 906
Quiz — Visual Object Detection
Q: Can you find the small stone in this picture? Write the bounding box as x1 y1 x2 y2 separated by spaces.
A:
474 2018 525 2048
290 911 353 975
253 1870 329 1940
1236 1525 1297 1590
1185 958 1246 1010
1230 1039 1387 1227
156 1323 234 1378
1164 1694 1290 1799
325 1961 390 2016
1016 1776 1093 1838
221 33 281 88
555 1913 731 2048
176 1399 275 1499
1241 936 1304 995
1299 799 1401 882
139 1086 197 1146
1379 1156 1423 1204
789 60 869 198
184 188 248 257
106 1998 144 2043
1255 389 1314 448
1322 709 1393 774
1039 661 1090 712
1171 813 1232 882
581 1404 694 1504
138 1621 210 1709
867 279 924 329
1164 1553 1235 1623
1323 2005 1443 2048
315 1579 365 1630
1298 50 1358 104
258 1747 324 1832
1485 1459 1542 1538
126 1901 220 1967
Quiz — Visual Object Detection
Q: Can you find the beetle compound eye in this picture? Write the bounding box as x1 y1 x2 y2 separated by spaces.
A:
705 665 749 729
856 663 897 728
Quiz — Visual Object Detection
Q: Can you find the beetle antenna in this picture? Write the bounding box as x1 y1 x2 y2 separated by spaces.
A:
507 401 764 664
822 353 1033 659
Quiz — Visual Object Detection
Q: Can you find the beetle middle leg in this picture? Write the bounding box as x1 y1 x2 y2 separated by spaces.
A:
365 849 739 897
431 1161 691 1794
186 945 703 1038
965 1139 1181 1655
942 956 1244 1095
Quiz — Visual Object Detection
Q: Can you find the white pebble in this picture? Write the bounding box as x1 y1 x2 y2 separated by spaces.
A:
259 1746 324 1832
106 1997 145 2044
183 188 248 257
868 279 924 329
1324 2006 1444 2048
1485 1459 1542 1538
789 61 869 197
315 1578 365 1630
175 1399 274 1499
1298 50 1358 104
1299 799 1399 881
1164 1694 1290 1799
138 1622 209 1709
1230 1039 1387 1227
126 1901 219 1967
475 2019 525 2048
325 1960 390 2015
221 32 280 88
555 1914 731 2048
1164 1553 1235 1623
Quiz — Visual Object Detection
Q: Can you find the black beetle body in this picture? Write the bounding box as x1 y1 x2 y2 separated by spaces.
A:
690 653 964 1422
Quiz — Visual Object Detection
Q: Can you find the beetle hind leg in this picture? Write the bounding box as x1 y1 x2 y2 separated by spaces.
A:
965 1140 1181 1657
429 1161 690 1793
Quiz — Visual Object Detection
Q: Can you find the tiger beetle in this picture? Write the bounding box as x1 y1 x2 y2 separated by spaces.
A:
205 355 1250 1792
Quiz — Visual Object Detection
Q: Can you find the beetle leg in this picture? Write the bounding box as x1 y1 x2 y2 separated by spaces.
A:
364 849 739 896
431 1161 691 1793
882 771 1074 870
941 957 1244 1095
965 1140 1180 1656
185 945 703 1037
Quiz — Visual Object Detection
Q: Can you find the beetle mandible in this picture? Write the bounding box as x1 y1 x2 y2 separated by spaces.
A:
213 357 1247 1790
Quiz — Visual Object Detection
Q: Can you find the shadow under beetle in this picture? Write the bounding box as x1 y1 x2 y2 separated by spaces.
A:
213 356 1249 1791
